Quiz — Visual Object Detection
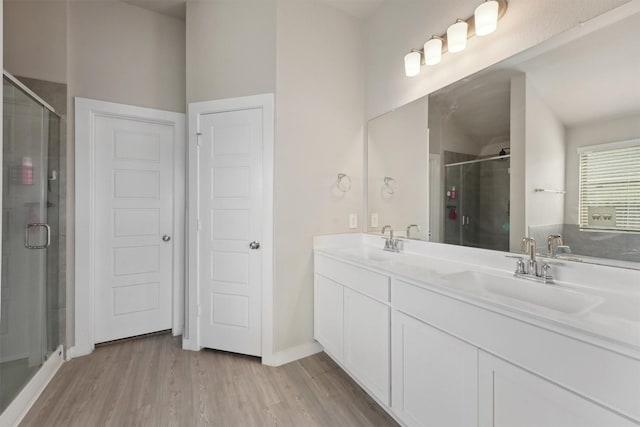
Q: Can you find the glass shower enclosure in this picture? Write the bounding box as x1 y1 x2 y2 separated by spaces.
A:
444 155 510 251
0 74 60 413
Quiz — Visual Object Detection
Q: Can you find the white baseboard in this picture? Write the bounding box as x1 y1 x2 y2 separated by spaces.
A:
66 344 92 359
181 337 201 351
262 341 323 367
0 345 64 427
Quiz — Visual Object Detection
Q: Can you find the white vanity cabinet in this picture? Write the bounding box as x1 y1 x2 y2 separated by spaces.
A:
314 254 391 405
313 247 640 427
314 274 344 362
479 351 637 427
343 287 390 405
392 311 477 427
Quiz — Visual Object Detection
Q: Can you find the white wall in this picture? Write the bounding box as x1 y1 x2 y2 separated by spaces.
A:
565 114 640 224
428 102 477 156
3 0 67 83
185 0 275 103
368 97 429 239
273 0 365 352
366 0 631 119
525 79 566 229
68 1 185 113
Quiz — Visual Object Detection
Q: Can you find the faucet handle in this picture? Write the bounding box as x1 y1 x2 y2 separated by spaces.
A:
506 255 527 275
541 263 553 284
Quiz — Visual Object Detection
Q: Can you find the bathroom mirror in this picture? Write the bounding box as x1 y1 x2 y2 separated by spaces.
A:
367 8 640 269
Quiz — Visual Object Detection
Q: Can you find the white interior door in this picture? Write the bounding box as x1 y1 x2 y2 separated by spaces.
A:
198 108 263 357
93 115 174 343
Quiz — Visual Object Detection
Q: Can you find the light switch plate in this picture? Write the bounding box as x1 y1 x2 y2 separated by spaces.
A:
370 213 379 228
349 214 358 229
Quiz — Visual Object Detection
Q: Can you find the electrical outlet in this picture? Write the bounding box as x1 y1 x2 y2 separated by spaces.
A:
587 206 616 227
370 213 379 228
349 214 358 229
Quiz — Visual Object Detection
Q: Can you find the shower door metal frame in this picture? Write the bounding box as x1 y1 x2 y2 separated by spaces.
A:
0 70 65 427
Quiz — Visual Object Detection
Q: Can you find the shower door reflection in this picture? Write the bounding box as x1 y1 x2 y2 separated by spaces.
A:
444 155 510 251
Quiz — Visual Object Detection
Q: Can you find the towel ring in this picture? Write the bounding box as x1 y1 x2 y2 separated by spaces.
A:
336 173 351 193
383 176 397 195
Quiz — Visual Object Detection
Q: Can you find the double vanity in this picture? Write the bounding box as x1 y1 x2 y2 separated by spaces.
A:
313 233 640 427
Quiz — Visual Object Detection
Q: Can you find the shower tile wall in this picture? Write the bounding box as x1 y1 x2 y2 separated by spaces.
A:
477 159 510 251
15 76 67 349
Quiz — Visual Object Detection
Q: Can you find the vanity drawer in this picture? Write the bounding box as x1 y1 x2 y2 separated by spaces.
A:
315 254 390 302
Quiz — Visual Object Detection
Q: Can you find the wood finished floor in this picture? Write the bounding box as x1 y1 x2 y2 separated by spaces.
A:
20 334 398 426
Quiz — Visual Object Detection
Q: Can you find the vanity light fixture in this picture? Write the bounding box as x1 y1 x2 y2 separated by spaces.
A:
475 0 500 36
424 36 443 65
447 19 469 53
404 0 508 77
404 50 422 77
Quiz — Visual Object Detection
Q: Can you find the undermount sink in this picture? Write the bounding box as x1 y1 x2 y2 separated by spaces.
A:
441 270 604 315
336 247 397 262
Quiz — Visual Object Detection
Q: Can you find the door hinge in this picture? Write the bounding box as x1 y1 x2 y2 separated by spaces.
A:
195 131 202 146
197 304 202 317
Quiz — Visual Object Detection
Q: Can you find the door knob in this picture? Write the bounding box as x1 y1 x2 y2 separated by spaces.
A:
249 241 260 250
162 235 171 242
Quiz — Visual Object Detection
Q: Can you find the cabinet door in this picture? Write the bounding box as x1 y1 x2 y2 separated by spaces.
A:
343 288 390 405
314 275 344 362
479 350 637 427
392 311 478 427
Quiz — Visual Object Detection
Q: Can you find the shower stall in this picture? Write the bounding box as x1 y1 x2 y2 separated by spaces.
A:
444 154 510 251
0 72 61 413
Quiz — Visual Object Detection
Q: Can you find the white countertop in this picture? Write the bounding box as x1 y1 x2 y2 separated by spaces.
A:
314 233 640 359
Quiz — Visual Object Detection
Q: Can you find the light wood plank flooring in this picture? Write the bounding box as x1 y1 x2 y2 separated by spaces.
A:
20 333 398 426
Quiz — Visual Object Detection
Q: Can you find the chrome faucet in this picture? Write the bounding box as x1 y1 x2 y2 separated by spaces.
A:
406 224 420 240
512 237 553 284
381 225 403 252
547 234 563 257
522 237 538 277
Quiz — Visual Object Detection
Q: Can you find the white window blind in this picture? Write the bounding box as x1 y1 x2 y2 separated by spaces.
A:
578 139 640 232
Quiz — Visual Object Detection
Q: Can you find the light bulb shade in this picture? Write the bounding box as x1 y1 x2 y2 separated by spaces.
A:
424 38 442 65
447 20 468 53
404 51 422 77
475 1 499 36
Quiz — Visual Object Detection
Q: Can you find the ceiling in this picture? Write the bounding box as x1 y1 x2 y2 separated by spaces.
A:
122 0 383 21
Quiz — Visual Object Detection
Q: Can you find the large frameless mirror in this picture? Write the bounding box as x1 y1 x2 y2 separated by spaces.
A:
367 9 640 270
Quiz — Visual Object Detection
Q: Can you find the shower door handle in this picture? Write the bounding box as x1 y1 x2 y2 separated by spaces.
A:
25 223 51 249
